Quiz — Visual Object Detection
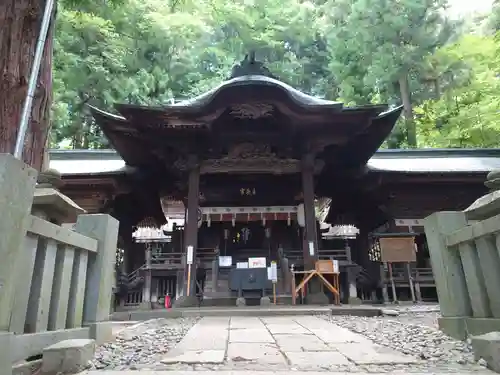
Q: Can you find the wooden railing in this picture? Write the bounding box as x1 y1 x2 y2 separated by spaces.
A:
4 214 119 363
124 291 143 306
425 208 500 339
384 265 435 285
283 248 350 263
148 247 218 269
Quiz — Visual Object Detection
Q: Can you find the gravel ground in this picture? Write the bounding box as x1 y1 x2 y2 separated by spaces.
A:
319 305 483 370
87 305 491 373
90 317 199 370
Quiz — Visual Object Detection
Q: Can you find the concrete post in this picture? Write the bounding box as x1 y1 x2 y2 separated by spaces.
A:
424 211 472 339
75 214 119 344
0 154 37 374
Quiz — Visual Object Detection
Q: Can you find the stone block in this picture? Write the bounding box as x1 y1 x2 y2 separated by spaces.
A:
236 297 246 307
260 296 271 306
438 317 467 340
230 329 274 343
161 350 225 364
287 351 350 368
0 154 37 331
471 332 500 372
173 295 199 308
348 297 362 305
32 187 84 224
466 317 500 337
0 332 13 375
88 322 113 345
305 292 329 305
381 309 400 317
227 342 287 364
41 339 95 374
12 359 42 375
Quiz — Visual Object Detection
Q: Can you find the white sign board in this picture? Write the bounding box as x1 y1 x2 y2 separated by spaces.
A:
248 257 266 269
308 241 315 256
186 245 194 265
219 256 232 267
270 261 278 282
333 259 339 273
267 267 272 280
236 262 249 269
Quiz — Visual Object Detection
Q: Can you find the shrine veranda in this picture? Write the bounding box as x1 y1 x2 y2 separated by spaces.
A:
48 58 500 308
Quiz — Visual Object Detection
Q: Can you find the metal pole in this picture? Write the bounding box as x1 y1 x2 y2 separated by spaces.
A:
14 0 55 159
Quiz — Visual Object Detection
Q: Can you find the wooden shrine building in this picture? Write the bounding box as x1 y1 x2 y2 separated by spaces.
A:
49 57 500 308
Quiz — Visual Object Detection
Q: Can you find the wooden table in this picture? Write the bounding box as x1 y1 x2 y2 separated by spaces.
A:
291 269 340 305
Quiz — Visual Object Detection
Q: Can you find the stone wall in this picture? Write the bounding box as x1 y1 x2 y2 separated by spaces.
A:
0 154 119 374
424 171 500 340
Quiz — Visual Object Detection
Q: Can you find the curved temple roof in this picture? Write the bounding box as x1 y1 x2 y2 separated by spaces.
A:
49 148 500 176
85 56 406 174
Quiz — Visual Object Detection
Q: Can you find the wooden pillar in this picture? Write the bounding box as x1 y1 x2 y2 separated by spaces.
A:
301 155 328 304
184 159 200 297
301 155 318 269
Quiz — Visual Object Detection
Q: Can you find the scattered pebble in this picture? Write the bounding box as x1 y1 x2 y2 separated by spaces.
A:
319 306 477 367
89 317 198 370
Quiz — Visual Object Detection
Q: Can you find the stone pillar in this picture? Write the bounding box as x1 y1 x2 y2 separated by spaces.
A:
141 246 152 308
75 214 119 343
423 211 472 339
348 267 361 304
301 155 328 305
176 159 200 306
301 155 318 268
0 154 37 374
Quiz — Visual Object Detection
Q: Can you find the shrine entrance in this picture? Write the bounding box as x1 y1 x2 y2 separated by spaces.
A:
201 205 300 263
229 224 266 251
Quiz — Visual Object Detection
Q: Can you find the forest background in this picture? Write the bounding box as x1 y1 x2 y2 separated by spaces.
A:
38 0 500 151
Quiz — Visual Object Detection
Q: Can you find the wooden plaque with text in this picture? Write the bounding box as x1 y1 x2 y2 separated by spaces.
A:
315 260 335 273
379 237 416 263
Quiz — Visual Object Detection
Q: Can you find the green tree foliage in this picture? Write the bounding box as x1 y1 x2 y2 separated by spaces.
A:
50 0 500 150
415 34 500 148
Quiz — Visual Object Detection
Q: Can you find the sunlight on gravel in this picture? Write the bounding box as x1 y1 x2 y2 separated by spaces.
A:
90 317 199 370
319 305 480 367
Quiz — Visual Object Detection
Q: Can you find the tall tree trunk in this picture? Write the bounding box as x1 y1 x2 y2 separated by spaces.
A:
0 0 55 171
398 73 417 147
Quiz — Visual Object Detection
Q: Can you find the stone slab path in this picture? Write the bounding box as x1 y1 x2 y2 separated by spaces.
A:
160 316 419 370
83 372 492 375
85 315 495 374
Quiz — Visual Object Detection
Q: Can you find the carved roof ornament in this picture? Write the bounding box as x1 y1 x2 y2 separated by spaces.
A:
229 51 277 80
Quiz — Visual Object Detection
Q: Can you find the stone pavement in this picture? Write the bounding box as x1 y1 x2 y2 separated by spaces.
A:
159 315 420 369
85 315 495 374
82 372 492 375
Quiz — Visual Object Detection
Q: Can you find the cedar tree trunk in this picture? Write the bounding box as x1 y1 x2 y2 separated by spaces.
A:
399 73 417 148
0 0 55 171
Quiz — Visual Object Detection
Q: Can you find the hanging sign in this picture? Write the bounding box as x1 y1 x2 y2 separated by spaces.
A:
219 256 233 267
186 245 194 265
270 261 278 283
248 257 266 268
308 241 315 256
379 237 416 262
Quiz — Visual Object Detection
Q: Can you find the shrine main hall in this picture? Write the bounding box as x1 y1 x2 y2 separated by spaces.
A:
49 57 500 307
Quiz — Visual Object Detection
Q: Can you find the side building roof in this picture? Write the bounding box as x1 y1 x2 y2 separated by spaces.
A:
49 148 500 176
